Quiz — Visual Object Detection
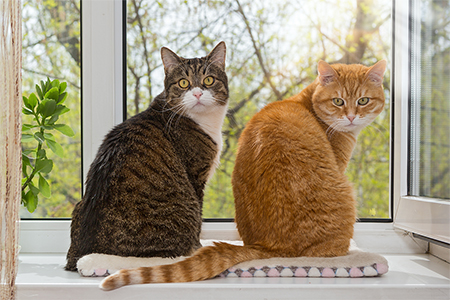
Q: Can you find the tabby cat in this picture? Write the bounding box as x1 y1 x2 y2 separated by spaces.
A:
100 59 387 289
65 42 229 271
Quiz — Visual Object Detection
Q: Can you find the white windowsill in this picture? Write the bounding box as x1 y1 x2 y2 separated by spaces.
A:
16 221 450 300
16 253 450 300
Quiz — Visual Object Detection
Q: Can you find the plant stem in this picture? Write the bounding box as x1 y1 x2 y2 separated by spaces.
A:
21 119 45 192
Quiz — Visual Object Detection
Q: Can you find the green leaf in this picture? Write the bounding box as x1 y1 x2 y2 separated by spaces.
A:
44 78 51 92
39 174 51 198
29 182 40 196
23 96 31 109
23 191 38 213
43 132 56 141
38 99 57 118
60 82 67 93
22 156 30 175
57 92 67 104
36 84 43 99
37 149 46 159
40 80 46 95
53 124 75 137
21 190 27 205
22 153 31 167
54 105 70 116
35 159 53 173
22 107 34 115
51 79 60 88
46 139 64 158
22 124 35 131
21 134 34 143
29 93 38 109
23 149 34 156
34 132 45 143
46 114 59 125
44 87 59 101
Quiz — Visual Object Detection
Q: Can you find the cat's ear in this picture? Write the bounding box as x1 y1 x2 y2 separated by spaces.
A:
366 59 387 85
317 60 337 86
161 47 182 74
206 41 226 69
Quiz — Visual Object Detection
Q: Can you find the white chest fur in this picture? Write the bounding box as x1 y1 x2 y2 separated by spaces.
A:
184 88 228 182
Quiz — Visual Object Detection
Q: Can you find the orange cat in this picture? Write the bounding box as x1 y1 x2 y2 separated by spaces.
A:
100 59 387 290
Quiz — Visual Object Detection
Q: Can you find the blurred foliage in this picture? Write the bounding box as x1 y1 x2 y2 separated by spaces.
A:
22 0 396 219
21 0 81 218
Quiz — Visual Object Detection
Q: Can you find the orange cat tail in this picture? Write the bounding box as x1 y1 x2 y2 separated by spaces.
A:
99 242 271 290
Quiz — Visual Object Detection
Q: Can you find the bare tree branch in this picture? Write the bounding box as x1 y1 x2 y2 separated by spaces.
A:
45 0 81 66
227 82 265 120
23 34 55 48
131 0 155 101
23 68 80 90
336 0 378 64
128 65 143 115
235 0 283 100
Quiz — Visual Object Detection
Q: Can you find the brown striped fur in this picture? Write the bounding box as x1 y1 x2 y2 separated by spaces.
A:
100 60 387 290
66 42 229 271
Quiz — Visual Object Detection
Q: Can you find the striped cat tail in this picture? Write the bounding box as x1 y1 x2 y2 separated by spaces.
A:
100 242 270 290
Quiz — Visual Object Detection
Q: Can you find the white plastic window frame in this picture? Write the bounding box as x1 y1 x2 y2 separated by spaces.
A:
82 0 125 178
21 0 435 255
392 0 450 245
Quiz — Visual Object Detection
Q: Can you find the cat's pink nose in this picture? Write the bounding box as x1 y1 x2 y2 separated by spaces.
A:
193 90 203 100
347 115 356 123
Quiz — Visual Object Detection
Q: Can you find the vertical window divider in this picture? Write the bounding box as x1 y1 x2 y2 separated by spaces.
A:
81 0 124 186
392 0 411 218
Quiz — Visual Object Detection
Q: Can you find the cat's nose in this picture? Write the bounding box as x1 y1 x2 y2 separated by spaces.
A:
193 90 203 100
347 115 356 123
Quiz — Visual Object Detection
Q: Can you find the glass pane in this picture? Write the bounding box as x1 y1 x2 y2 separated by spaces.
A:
21 0 81 217
410 0 450 199
126 0 392 218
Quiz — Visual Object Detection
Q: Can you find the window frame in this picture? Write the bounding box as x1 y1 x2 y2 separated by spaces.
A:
81 0 125 183
19 0 449 252
392 0 450 245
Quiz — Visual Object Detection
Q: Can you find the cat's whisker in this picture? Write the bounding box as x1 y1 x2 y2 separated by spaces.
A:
325 125 333 137
163 101 182 131
325 121 340 139
158 99 179 116
173 106 189 128
165 103 186 132
172 101 192 125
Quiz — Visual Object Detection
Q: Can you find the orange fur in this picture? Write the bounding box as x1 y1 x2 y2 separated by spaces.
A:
100 60 386 290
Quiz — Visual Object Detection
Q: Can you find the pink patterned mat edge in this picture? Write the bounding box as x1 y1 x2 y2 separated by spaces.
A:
81 249 389 278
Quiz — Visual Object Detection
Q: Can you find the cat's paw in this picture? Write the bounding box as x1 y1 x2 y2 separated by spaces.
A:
77 253 116 277
77 253 188 277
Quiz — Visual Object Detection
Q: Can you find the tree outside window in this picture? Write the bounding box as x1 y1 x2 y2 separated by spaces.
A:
22 0 392 219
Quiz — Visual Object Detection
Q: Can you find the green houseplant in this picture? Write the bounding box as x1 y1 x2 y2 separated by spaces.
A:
21 78 74 213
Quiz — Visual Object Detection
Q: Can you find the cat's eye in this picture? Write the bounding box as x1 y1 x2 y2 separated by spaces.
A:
203 76 215 86
178 79 190 89
332 98 344 106
358 97 370 105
